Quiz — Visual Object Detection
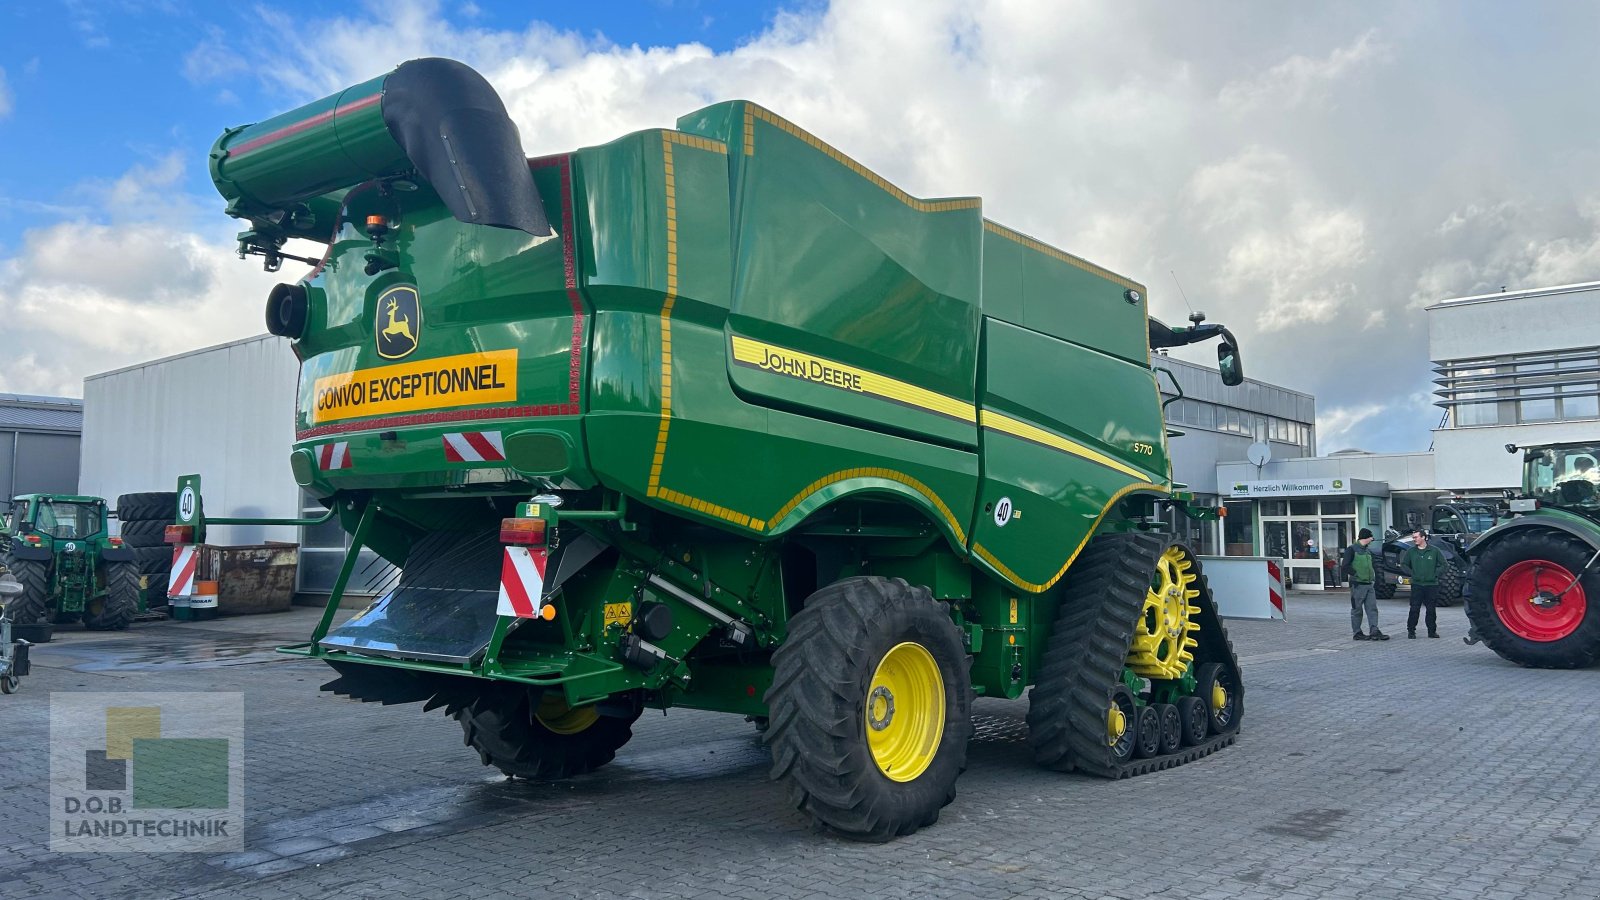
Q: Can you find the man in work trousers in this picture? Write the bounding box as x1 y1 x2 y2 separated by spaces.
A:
1402 530 1446 639
1342 528 1389 640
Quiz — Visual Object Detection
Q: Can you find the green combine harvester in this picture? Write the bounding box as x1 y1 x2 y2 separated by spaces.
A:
196 57 1249 839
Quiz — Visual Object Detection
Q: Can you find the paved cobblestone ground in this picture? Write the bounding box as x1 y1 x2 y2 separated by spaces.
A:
2 591 1597 900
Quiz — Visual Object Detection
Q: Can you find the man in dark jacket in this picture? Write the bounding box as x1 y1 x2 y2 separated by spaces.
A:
1401 530 1446 639
1341 528 1389 640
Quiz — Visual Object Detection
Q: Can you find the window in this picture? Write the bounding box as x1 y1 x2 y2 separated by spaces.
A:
1191 402 1216 430
1438 350 1600 427
1223 501 1254 555
1290 500 1318 516
1561 383 1598 419
1321 499 1356 516
1260 500 1288 517
1520 396 1557 422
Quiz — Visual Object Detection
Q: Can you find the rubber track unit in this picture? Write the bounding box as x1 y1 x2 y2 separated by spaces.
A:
1027 531 1243 778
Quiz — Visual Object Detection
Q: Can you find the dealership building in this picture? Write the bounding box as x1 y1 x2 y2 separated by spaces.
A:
1215 281 1600 589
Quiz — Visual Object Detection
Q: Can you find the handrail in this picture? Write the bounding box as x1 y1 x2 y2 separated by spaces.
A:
205 507 339 527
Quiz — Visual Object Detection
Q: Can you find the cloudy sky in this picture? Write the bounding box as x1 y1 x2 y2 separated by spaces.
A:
3 0 1599 453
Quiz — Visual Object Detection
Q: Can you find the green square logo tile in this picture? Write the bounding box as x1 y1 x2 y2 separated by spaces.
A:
131 738 230 810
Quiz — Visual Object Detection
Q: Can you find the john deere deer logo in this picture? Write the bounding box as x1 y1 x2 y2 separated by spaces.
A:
375 285 421 359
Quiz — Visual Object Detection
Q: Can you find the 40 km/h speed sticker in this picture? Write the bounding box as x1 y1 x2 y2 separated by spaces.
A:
178 486 197 524
993 497 1013 527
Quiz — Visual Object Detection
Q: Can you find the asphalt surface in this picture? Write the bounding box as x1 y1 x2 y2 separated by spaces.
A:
2 590 1596 900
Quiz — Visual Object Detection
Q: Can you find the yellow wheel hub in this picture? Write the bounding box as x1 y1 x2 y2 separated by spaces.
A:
535 693 599 735
1107 704 1128 746
1211 682 1229 713
1126 546 1202 680
865 641 945 782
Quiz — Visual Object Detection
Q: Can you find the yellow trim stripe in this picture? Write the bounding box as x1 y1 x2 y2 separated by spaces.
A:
744 104 980 213
654 486 765 531
982 220 1145 295
664 132 727 154
729 335 976 424
647 134 681 501
974 481 1169 593
770 467 966 544
980 410 1160 483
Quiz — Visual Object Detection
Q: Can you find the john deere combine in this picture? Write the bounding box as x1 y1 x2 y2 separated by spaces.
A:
201 58 1248 839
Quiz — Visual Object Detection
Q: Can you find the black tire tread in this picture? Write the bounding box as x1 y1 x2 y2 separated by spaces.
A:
115 493 177 523
0 555 52 625
117 519 169 547
1027 532 1243 777
132 546 172 575
452 685 639 779
765 576 974 842
1467 529 1600 669
83 562 139 631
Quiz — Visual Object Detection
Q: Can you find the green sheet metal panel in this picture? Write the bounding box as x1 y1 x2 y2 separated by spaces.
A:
290 158 585 495
679 101 983 450
579 123 977 547
969 317 1170 591
981 221 1149 366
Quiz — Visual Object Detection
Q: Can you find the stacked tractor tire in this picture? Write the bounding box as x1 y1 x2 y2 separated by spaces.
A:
115 492 177 613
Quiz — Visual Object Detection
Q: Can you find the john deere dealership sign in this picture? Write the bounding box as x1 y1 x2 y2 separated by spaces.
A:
1230 478 1349 498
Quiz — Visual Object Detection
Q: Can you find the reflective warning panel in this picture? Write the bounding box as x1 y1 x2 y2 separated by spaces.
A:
311 350 518 423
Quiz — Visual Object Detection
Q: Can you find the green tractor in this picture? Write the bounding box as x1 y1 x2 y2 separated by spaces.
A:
200 57 1250 840
0 494 140 630
1466 442 1600 667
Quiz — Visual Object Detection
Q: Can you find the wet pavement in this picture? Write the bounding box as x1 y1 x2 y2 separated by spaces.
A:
2 594 1599 899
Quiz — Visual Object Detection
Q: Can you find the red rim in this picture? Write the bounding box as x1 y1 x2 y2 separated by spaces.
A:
1493 559 1588 642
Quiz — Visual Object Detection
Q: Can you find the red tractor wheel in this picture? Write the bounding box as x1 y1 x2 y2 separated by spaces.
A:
1468 530 1600 668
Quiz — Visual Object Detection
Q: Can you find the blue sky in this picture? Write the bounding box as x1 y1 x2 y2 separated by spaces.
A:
2 1 1599 454
0 1 800 255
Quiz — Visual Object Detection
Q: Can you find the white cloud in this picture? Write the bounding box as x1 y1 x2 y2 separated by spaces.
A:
0 66 12 119
1318 402 1388 452
1219 29 1389 112
19 0 1600 453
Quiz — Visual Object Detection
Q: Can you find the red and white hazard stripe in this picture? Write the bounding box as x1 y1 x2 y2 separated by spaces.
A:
496 546 548 618
317 442 352 470
1267 559 1285 618
168 545 198 599
443 431 506 463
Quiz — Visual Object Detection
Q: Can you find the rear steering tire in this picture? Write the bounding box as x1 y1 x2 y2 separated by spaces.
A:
454 685 640 779
765 576 973 842
1374 580 1397 600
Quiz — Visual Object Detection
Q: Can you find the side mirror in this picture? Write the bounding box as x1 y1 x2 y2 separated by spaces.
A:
1217 327 1244 386
1504 443 1519 454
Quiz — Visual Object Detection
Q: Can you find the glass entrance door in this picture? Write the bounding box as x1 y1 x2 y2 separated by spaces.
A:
1290 520 1322 588
1321 519 1354 588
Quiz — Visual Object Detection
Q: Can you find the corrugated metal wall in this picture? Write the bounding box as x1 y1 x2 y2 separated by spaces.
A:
8 432 81 497
80 335 301 546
